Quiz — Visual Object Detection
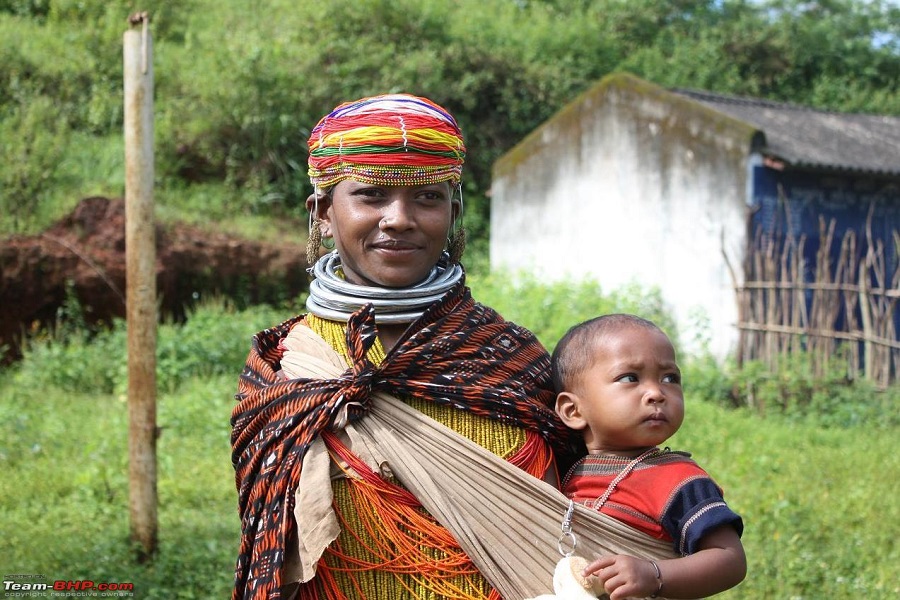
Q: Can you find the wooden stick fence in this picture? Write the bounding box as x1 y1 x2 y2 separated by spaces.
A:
731 202 900 388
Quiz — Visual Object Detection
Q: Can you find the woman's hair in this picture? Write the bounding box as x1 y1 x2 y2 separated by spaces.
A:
550 314 662 394
307 93 466 189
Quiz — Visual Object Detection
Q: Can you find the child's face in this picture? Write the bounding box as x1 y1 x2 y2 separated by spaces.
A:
556 325 684 455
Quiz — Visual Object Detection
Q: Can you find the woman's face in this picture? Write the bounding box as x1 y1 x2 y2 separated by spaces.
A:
312 179 459 288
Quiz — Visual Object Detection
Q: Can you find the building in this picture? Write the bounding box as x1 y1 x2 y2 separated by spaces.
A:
490 72 900 357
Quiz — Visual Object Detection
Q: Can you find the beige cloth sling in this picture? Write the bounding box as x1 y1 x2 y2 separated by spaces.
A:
280 325 676 599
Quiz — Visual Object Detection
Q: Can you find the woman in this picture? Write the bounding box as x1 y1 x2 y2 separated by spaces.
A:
230 94 579 600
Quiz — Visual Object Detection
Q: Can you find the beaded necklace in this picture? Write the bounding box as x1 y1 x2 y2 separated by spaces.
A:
589 447 666 511
306 250 463 324
307 314 387 367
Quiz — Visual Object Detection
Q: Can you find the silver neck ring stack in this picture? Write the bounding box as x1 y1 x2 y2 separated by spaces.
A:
305 251 463 324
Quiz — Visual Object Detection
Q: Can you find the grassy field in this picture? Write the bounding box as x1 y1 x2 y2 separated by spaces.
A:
0 376 236 597
1 297 897 598
2 369 897 598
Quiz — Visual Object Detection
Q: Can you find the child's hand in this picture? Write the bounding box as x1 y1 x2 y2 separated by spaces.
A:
583 554 659 600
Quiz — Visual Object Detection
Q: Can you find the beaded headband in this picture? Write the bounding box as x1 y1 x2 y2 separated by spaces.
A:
307 94 466 188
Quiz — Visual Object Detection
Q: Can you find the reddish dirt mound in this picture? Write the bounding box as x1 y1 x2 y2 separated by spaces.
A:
0 196 309 364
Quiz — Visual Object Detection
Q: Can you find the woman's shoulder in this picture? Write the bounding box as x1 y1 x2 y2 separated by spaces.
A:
468 296 541 337
250 313 308 352
256 313 307 336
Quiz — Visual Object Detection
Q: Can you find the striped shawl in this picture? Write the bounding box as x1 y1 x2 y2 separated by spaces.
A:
230 282 580 599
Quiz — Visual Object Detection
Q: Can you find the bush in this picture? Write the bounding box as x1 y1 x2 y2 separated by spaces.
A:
13 297 292 395
467 270 678 353
685 350 900 430
0 95 70 232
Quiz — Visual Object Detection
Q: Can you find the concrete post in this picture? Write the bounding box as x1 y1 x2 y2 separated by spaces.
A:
123 11 158 560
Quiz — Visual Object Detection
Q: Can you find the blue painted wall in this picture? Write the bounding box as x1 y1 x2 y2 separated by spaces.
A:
752 166 900 275
750 165 900 355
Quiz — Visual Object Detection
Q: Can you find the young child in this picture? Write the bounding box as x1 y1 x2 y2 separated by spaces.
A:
551 314 746 600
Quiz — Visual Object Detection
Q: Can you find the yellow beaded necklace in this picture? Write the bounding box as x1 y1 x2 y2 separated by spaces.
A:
306 312 387 366
303 313 525 457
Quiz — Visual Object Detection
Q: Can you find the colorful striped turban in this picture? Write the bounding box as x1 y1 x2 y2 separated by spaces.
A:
307 93 466 188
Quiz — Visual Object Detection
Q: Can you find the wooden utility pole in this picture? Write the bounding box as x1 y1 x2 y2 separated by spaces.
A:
124 11 158 560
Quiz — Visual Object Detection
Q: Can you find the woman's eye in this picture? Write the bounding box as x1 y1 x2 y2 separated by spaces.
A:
348 186 384 199
416 190 445 203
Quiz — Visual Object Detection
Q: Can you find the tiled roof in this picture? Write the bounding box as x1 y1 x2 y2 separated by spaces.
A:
672 88 900 176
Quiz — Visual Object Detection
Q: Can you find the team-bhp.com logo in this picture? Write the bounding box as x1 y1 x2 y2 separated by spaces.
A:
3 578 134 597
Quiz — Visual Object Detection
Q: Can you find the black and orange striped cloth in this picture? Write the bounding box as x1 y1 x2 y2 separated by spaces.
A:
230 281 582 599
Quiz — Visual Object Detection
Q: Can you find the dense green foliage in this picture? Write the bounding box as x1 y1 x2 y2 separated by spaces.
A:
469 270 680 352
1 293 897 598
2 0 899 245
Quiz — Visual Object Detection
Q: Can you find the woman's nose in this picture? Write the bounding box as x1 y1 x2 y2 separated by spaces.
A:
379 199 413 230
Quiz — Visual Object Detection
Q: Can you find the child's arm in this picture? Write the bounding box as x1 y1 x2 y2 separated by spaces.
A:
582 524 745 599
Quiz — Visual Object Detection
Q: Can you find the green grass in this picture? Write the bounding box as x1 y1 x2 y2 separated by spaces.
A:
669 400 899 597
0 376 238 598
2 364 897 598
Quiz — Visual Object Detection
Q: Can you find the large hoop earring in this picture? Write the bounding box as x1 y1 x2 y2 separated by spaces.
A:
447 184 466 264
448 227 466 264
306 219 323 266
306 190 328 267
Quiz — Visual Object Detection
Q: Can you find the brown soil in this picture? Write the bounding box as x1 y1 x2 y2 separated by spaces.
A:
0 196 309 364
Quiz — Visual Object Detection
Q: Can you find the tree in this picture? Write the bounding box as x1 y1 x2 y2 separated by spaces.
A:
2 0 898 237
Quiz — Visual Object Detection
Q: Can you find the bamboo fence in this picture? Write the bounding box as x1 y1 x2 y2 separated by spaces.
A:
730 204 900 389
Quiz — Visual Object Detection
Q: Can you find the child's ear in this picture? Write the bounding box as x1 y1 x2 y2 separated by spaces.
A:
555 392 587 430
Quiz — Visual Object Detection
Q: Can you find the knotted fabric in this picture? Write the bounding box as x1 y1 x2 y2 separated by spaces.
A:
230 282 578 599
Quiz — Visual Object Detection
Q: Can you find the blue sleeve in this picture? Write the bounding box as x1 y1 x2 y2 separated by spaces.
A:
660 477 744 556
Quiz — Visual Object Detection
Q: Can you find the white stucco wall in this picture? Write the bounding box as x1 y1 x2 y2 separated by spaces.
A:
490 76 753 358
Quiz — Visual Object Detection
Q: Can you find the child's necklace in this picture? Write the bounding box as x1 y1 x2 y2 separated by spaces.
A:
590 447 664 510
